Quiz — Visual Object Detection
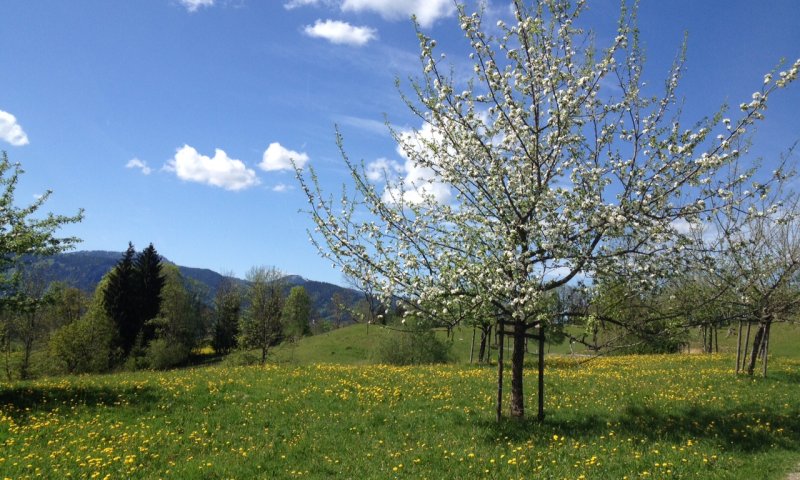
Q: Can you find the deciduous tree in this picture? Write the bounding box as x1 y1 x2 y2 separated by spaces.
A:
297 0 799 419
239 266 285 365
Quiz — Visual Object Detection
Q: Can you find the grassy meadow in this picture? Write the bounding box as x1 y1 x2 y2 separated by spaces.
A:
2 345 800 478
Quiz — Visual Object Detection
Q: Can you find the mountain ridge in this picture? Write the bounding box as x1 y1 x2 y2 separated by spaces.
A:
25 250 362 322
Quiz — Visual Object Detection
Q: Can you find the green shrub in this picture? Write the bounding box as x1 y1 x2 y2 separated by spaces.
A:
374 329 452 365
221 350 261 367
144 338 190 370
48 312 119 374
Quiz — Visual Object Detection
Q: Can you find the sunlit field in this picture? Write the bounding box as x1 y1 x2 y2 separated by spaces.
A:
2 354 799 479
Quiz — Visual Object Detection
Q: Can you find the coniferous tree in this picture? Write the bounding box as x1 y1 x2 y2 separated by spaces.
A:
134 243 165 345
212 276 241 355
103 243 138 355
103 242 166 358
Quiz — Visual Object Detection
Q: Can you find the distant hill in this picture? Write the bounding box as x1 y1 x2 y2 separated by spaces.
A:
23 250 363 323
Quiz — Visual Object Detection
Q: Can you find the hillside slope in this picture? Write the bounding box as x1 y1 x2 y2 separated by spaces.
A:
23 250 362 321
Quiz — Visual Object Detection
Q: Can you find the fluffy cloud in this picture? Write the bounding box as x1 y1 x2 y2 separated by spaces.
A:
372 123 452 205
272 183 294 192
179 0 214 12
365 157 402 181
260 142 309 171
287 0 454 28
125 158 152 175
341 0 455 28
303 19 377 46
166 145 260 191
284 0 325 9
0 110 30 146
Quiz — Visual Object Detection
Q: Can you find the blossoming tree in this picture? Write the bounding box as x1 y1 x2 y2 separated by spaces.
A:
297 0 798 419
689 153 800 377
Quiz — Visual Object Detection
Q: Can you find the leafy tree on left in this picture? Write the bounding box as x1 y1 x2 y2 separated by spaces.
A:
0 152 83 299
0 152 83 379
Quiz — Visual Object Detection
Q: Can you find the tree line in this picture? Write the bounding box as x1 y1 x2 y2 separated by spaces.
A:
0 240 315 379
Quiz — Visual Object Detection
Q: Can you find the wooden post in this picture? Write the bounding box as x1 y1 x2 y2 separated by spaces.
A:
762 322 771 377
702 325 707 353
735 321 743 374
714 325 719 353
496 319 504 422
469 327 476 364
537 323 545 422
742 321 752 374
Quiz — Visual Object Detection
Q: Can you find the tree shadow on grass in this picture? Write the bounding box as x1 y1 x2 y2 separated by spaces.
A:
0 383 161 421
479 402 800 453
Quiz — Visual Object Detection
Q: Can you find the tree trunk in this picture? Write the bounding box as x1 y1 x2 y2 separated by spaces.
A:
714 325 719 353
746 323 766 375
509 321 526 419
20 339 32 380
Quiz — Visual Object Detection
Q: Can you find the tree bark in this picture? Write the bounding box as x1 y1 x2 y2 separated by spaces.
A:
509 320 526 419
714 325 719 353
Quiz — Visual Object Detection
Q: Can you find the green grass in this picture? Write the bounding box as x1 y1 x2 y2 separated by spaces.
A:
268 323 574 366
269 321 800 366
2 354 800 479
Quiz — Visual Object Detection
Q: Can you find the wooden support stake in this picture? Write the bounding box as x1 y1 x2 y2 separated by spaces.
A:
763 322 771 378
538 323 545 422
496 319 504 422
735 321 743 374
743 322 752 373
469 327 476 364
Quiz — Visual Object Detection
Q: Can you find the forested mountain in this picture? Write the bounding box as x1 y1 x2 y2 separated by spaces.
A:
22 251 362 322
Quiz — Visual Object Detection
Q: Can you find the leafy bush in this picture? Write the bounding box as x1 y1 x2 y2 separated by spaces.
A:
374 329 452 365
221 350 261 367
48 311 119 374
144 338 190 370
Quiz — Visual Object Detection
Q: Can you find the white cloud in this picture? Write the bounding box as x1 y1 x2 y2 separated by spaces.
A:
0 110 30 146
166 145 260 191
179 0 214 12
126 158 152 175
380 122 452 205
365 157 403 181
303 19 377 46
336 115 390 136
272 183 294 192
284 0 324 9
260 142 310 171
341 0 455 28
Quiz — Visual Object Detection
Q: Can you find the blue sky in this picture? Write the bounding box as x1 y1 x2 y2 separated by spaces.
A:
1 0 798 285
